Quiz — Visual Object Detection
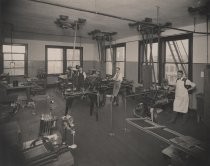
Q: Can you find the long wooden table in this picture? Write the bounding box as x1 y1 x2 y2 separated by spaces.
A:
0 82 32 100
64 90 100 120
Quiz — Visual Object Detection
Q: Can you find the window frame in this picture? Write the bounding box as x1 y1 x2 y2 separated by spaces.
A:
105 43 126 76
138 33 193 84
1 43 28 76
105 47 114 75
45 45 83 75
138 39 159 83
162 33 193 83
115 45 126 77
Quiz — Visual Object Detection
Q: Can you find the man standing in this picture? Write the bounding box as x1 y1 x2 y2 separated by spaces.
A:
76 66 86 91
169 70 196 123
112 67 123 106
66 66 74 81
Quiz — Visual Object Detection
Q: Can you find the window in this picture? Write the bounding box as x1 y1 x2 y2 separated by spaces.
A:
116 46 125 77
139 42 159 83
47 48 63 74
105 48 113 75
67 48 81 69
105 44 126 77
46 46 83 75
2 44 27 76
146 42 158 82
165 39 190 85
138 34 192 85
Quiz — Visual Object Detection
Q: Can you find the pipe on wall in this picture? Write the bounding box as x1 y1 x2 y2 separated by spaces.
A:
29 0 210 35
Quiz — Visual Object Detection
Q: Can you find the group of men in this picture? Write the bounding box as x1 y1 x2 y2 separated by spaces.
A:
110 68 197 124
64 66 123 116
66 65 123 104
66 65 87 91
66 65 196 123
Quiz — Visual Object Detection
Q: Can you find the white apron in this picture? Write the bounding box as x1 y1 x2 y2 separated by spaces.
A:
173 79 189 113
113 81 121 97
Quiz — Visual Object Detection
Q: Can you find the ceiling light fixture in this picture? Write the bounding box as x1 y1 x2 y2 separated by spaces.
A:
55 15 86 30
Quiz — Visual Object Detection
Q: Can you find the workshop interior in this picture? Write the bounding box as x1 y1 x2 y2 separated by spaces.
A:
0 0 210 166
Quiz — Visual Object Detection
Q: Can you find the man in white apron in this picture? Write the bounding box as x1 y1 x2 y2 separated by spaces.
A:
169 70 196 123
112 67 123 106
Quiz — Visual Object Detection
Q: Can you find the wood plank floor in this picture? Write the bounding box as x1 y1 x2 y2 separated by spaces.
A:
3 88 210 166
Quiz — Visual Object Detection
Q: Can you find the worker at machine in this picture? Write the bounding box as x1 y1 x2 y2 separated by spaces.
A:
88 70 102 118
112 67 123 106
64 66 86 115
65 66 82 92
66 66 74 81
76 66 87 91
168 70 196 123
87 70 101 90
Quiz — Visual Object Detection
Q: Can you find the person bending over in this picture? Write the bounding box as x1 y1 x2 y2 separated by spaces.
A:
76 66 87 91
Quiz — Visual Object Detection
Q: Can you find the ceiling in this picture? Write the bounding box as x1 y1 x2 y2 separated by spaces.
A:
1 0 208 43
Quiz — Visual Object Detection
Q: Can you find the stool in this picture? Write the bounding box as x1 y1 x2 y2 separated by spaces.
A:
17 96 28 108
27 100 36 109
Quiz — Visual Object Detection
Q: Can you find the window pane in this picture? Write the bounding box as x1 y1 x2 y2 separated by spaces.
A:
13 61 24 68
116 47 125 61
3 45 12 52
67 49 80 60
4 68 24 76
48 48 63 60
106 48 113 61
165 63 177 85
3 44 26 76
166 40 188 63
142 63 158 83
116 62 124 77
153 63 158 82
165 63 188 85
147 43 158 62
106 62 112 75
4 54 13 60
4 53 24 60
3 45 25 53
4 61 24 68
175 39 189 62
3 69 13 75
67 61 80 69
4 61 12 68
13 54 25 60
48 61 63 74
14 68 25 75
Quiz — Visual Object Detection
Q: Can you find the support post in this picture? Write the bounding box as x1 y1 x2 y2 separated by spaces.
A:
107 94 115 136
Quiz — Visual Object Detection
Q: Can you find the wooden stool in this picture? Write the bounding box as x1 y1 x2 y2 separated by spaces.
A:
17 95 28 109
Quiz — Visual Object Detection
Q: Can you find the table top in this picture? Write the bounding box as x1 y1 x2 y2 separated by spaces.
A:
58 74 68 80
23 132 62 150
0 81 31 90
64 89 98 98
169 136 206 158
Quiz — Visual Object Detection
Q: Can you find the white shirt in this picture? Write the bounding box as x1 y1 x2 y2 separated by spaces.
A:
78 71 87 79
113 72 123 82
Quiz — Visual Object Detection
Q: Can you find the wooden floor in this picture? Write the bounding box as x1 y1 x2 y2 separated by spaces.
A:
2 88 210 166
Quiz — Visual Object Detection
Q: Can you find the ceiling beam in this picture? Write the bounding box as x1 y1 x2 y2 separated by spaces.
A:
29 0 136 22
29 0 210 35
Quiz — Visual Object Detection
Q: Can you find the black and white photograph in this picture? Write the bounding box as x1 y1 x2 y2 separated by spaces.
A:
0 0 210 166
